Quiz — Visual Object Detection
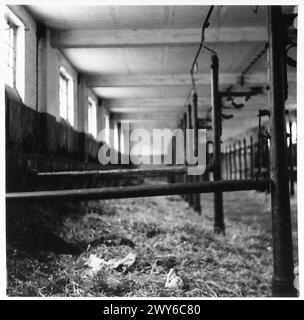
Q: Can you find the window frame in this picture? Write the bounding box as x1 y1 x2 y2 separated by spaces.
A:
4 6 25 100
104 114 110 145
59 66 74 126
4 18 17 88
88 97 97 139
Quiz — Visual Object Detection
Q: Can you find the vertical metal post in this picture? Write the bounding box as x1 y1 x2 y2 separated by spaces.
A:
225 147 229 180
117 122 121 165
182 113 187 200
192 92 201 213
267 6 296 297
187 104 194 206
211 54 224 234
170 133 176 184
203 142 210 182
258 114 262 177
289 121 295 196
228 145 232 180
233 143 237 180
238 140 243 179
243 138 248 180
250 136 254 179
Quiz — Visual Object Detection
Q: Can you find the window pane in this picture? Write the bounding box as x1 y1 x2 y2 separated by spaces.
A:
4 20 16 87
88 99 97 138
67 78 74 126
59 75 68 120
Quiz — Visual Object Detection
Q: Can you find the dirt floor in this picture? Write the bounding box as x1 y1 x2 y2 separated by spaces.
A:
6 181 298 297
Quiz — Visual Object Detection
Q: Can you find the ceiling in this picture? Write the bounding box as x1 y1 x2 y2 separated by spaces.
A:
26 5 297 145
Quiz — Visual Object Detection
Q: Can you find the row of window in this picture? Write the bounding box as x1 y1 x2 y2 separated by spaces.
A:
4 7 109 143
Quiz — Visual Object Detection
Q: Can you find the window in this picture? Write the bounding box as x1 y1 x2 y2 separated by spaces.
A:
4 7 25 99
88 97 97 138
286 121 297 146
291 121 297 144
104 114 110 145
114 122 119 150
59 66 74 126
4 19 16 87
120 129 125 154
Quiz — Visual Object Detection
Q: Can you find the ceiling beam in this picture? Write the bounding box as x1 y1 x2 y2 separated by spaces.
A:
109 106 182 113
51 27 268 48
111 112 178 121
86 72 274 88
103 97 210 109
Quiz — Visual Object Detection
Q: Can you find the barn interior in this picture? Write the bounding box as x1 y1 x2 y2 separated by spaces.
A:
4 5 298 297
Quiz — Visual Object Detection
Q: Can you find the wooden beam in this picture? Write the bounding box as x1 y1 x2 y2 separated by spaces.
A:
51 27 268 48
86 73 276 88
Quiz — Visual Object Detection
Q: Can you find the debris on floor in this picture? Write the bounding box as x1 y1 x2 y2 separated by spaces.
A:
6 188 298 297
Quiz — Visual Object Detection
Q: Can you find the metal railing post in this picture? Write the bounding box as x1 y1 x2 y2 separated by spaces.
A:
211 54 224 234
267 6 296 297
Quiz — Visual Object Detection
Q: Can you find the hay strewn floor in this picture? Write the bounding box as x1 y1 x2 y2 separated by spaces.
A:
6 185 298 297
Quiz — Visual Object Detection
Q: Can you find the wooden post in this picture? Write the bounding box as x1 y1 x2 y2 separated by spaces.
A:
243 137 248 180
211 54 224 234
267 6 296 297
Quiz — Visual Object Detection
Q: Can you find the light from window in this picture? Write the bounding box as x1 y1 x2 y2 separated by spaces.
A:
104 114 110 145
4 19 16 87
88 98 97 138
121 129 125 154
59 66 74 126
4 7 25 100
114 122 118 150
291 121 297 144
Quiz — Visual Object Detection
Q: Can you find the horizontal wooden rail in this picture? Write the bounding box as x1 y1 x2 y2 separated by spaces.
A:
37 164 214 179
6 179 269 203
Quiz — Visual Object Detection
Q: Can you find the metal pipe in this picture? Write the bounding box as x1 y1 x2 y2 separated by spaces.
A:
250 136 254 179
225 147 229 180
243 138 248 180
192 92 201 213
211 54 224 234
233 143 237 180
37 164 214 178
182 114 187 200
289 121 295 196
117 122 121 164
267 6 296 297
190 6 215 76
238 140 243 179
187 104 194 206
228 145 232 180
6 179 269 204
